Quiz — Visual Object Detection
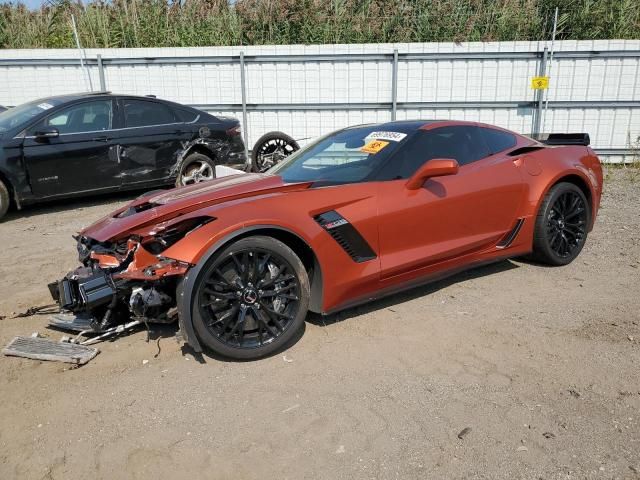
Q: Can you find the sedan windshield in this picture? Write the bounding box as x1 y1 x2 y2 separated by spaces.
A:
0 99 60 133
269 125 413 184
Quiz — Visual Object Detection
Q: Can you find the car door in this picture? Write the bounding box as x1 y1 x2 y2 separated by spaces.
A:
376 125 525 280
115 98 192 185
22 99 120 197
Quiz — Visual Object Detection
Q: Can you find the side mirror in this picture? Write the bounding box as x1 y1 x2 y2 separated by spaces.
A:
405 158 459 190
34 127 59 142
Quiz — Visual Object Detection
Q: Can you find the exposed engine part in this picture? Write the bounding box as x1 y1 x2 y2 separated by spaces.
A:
129 287 173 319
49 272 117 311
47 236 181 354
91 292 120 332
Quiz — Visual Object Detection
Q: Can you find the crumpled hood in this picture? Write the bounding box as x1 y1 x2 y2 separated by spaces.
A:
80 173 311 242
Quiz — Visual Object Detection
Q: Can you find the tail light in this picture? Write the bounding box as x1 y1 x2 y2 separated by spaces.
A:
226 125 242 137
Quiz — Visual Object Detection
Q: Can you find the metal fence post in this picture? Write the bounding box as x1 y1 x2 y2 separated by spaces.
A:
391 49 398 121
96 54 106 91
239 51 250 161
532 47 548 138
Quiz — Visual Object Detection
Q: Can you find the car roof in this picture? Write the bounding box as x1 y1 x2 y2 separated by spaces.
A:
19 91 186 106
346 119 498 132
359 119 520 137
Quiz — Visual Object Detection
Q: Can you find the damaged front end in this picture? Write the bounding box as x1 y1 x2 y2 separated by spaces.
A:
48 215 213 335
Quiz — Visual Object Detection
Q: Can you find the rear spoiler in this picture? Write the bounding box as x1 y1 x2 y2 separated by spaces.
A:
533 133 591 146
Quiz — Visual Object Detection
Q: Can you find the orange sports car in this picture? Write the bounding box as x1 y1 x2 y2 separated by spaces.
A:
48 120 603 360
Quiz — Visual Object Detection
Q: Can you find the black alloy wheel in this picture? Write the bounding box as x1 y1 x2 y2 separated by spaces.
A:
192 236 309 359
532 182 590 265
251 132 300 172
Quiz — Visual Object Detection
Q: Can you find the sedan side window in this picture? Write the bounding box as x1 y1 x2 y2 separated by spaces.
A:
384 126 489 179
29 100 112 135
123 100 176 128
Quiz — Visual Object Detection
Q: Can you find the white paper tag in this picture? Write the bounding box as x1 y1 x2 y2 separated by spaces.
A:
37 102 54 110
365 131 407 142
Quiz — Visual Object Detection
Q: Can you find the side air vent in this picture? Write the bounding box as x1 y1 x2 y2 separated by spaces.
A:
314 211 377 263
497 218 525 249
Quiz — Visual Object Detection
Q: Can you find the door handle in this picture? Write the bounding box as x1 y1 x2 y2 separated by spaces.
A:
93 136 110 142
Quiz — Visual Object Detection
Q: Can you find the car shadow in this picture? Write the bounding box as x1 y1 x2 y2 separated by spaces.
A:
180 322 307 364
307 259 519 327
179 260 519 362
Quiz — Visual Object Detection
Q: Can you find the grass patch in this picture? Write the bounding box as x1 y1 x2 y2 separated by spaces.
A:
0 0 638 48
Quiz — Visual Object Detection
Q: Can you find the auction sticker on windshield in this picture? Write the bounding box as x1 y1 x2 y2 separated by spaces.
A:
37 103 54 110
365 131 407 142
361 140 390 154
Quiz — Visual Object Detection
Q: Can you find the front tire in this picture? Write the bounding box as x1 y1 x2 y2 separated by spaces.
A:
0 179 10 221
191 236 310 360
532 182 590 266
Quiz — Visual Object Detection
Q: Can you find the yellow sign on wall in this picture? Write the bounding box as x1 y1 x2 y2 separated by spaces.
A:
531 76 549 90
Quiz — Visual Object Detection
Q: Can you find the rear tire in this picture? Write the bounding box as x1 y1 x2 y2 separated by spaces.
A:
0 179 10 221
531 182 590 266
191 236 310 360
176 153 216 187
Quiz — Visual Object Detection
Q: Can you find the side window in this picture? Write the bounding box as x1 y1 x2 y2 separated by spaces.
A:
30 100 112 135
175 108 199 123
123 100 176 128
385 126 489 179
480 127 517 155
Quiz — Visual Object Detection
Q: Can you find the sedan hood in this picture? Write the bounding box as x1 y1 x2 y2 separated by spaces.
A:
81 173 311 242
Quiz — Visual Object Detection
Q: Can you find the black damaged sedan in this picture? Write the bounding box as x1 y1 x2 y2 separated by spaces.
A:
0 92 247 220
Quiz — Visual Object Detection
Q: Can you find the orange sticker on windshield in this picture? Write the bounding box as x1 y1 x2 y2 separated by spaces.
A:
361 140 389 154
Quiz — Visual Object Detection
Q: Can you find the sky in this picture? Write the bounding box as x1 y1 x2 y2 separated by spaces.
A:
0 0 76 8
1 0 46 7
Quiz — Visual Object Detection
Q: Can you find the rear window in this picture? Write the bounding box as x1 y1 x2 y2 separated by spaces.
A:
175 108 199 123
124 100 176 127
480 127 517 155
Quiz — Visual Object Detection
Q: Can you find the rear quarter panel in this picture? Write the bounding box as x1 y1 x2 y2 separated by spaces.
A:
520 145 602 230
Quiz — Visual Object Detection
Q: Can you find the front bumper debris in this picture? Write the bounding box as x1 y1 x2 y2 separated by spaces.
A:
49 312 95 332
3 336 99 365
5 234 193 365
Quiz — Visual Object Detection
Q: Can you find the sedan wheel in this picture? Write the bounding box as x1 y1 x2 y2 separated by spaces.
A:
251 132 300 172
0 179 9 221
191 236 310 360
177 153 216 186
532 182 590 265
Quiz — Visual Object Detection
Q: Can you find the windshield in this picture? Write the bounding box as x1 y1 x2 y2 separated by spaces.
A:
0 99 59 133
269 125 413 184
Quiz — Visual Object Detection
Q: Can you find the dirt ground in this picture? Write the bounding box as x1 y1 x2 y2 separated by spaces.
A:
0 168 638 480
